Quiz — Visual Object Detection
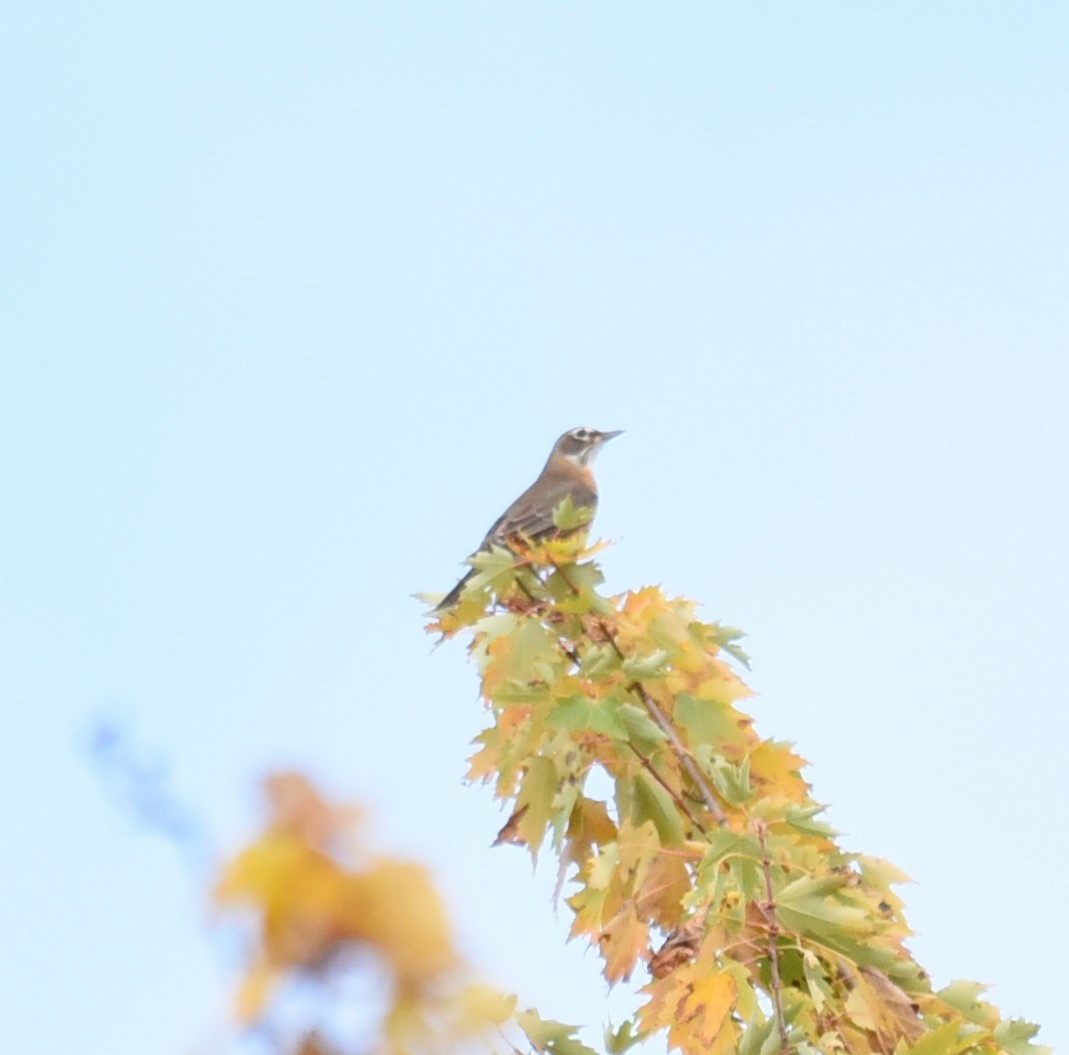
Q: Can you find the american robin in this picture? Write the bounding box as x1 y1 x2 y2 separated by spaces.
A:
435 427 622 611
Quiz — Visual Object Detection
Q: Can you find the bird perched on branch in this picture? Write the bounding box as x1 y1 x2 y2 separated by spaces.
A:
435 427 622 611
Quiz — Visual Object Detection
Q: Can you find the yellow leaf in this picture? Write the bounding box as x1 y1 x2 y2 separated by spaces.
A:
640 962 739 1055
598 903 649 983
343 861 455 983
748 740 810 802
676 972 736 1047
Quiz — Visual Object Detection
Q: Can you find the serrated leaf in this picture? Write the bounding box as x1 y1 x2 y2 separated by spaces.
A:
993 1019 1053 1055
547 695 628 738
784 803 839 839
677 971 737 1047
737 1013 777 1055
705 622 751 668
707 755 753 805
518 1009 601 1055
802 951 835 1013
691 830 762 907
617 703 669 747
630 771 686 847
515 757 559 857
605 1019 645 1055
855 854 913 888
935 980 993 1024
677 692 751 750
468 545 523 588
599 902 649 982
582 644 620 678
551 493 596 533
778 874 850 901
622 649 670 679
901 1020 965 1055
676 693 724 748
776 895 870 941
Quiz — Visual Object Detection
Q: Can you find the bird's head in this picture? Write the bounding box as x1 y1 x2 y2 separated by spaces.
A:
553 427 623 468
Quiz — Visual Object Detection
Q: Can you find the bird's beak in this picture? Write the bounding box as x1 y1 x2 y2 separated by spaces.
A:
599 430 624 442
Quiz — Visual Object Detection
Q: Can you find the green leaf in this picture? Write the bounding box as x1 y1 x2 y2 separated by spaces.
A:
617 703 669 748
581 644 620 678
737 1013 777 1055
855 854 912 888
676 693 750 749
801 951 835 1013
811 929 898 971
707 754 753 805
505 619 562 676
552 494 595 533
631 770 686 846
622 649 670 680
516 757 559 858
517 1009 601 1055
784 803 839 839
993 1018 1053 1055
587 841 620 890
493 679 553 704
675 693 723 747
604 1020 645 1054
551 780 582 847
555 560 607 594
777 874 849 901
547 695 628 738
936 980 994 1024
468 545 524 593
706 622 751 668
691 830 762 906
776 894 870 941
903 1021 975 1055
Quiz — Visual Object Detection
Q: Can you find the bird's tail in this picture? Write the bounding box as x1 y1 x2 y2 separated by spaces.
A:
434 568 475 612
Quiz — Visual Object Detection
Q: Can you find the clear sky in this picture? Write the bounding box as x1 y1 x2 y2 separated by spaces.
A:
3 3 1067 1052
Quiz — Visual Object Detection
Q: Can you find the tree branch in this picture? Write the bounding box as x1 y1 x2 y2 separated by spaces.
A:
757 820 790 1053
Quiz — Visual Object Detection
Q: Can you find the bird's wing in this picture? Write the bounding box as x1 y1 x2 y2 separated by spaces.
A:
483 475 597 547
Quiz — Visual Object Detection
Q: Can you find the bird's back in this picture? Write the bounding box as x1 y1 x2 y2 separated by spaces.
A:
482 462 597 547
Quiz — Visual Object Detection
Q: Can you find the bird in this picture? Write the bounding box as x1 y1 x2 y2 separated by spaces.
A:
435 427 622 611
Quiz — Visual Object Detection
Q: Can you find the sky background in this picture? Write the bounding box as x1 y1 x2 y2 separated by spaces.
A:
3 3 1067 1052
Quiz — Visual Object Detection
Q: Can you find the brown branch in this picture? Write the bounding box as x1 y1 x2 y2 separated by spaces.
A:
532 559 726 826
757 820 790 1053
625 676 726 826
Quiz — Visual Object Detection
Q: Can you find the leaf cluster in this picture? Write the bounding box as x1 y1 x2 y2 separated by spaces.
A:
431 538 1048 1055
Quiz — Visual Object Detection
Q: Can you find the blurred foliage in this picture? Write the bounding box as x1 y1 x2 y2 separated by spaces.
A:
95 529 1050 1055
214 773 515 1055
427 534 1049 1055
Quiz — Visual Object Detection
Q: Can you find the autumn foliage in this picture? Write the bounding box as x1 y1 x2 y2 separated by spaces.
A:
214 529 1048 1055
427 533 1048 1055
215 773 513 1054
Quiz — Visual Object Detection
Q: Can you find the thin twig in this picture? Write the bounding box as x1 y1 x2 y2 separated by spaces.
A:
626 741 709 836
757 820 790 1053
547 557 578 594
525 558 726 826
625 676 726 826
513 573 541 605
593 614 725 824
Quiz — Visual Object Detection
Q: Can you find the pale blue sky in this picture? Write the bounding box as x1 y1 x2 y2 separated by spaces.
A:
3 3 1067 1053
